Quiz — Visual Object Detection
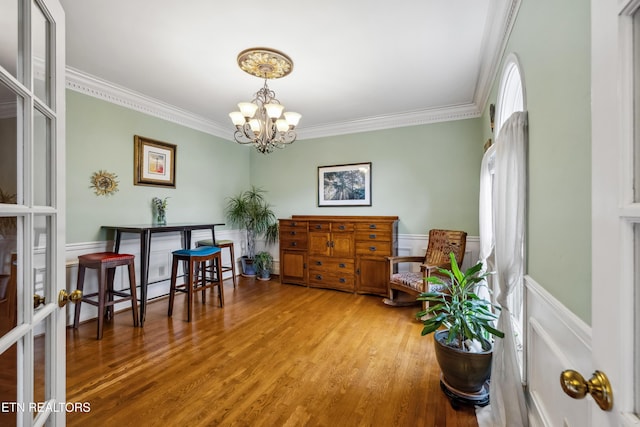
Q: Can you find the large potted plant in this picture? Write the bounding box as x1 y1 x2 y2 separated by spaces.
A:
224 186 278 277
417 252 504 402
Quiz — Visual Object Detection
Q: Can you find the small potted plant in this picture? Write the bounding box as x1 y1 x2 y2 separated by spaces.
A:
417 252 504 401
254 251 274 281
224 186 278 277
152 197 169 225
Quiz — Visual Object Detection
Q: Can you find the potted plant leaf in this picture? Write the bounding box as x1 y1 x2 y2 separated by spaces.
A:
224 186 278 277
254 251 274 281
417 252 504 402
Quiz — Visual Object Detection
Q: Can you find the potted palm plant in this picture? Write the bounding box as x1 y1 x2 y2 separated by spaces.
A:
417 252 504 402
254 251 274 281
224 186 278 277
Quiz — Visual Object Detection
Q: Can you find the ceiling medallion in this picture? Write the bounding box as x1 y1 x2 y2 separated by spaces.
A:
237 47 293 80
230 47 301 154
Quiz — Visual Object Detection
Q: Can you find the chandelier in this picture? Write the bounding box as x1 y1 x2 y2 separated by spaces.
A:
229 48 301 154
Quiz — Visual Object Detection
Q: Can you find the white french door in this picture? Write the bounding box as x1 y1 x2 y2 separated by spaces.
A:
591 0 640 425
0 0 66 426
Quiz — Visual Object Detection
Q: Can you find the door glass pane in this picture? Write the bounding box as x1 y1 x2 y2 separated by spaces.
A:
636 223 640 414
32 0 50 107
0 0 19 80
33 108 50 207
33 323 46 421
0 219 17 335
0 342 17 427
0 81 19 205
33 215 49 314
634 10 640 201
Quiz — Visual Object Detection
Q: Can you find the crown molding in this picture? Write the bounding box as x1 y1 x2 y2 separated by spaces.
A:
473 0 522 112
295 104 482 140
65 67 484 141
65 66 230 139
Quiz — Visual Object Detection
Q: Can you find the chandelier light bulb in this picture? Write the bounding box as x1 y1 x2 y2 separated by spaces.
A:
229 111 245 126
238 102 258 118
284 111 301 127
265 103 284 119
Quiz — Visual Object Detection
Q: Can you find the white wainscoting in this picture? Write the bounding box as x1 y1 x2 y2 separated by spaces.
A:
525 275 592 427
64 229 242 326
64 232 479 325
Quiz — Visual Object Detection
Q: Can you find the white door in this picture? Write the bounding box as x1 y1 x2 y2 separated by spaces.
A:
590 0 640 425
0 0 67 425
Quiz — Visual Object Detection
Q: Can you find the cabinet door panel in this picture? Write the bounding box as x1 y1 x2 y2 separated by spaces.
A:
357 257 389 295
308 232 331 256
281 251 307 285
332 233 355 257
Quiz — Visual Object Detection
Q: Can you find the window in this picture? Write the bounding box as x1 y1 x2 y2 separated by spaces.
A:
489 53 526 376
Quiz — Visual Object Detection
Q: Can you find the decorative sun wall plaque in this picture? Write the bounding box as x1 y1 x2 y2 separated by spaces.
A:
90 170 119 196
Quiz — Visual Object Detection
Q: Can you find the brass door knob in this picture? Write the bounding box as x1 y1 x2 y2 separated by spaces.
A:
58 289 82 308
560 369 613 411
33 294 45 309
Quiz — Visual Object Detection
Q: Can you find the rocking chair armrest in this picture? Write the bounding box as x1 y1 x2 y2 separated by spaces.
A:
421 263 449 275
387 256 424 266
387 256 424 271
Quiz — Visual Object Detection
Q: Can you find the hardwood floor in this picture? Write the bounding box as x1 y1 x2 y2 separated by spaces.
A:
66 276 479 427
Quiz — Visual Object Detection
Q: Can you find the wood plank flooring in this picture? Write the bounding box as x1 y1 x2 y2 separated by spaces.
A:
66 276 479 427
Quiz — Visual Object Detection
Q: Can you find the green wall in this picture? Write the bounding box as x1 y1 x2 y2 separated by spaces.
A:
249 119 484 236
65 0 592 325
66 91 250 243
481 0 591 323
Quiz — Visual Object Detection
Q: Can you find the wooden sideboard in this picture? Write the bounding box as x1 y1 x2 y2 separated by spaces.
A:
279 215 398 296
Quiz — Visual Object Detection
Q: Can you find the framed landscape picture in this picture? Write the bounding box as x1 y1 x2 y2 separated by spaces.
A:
134 135 176 188
318 162 371 206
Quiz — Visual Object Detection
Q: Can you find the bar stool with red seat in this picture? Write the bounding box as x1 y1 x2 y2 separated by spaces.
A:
168 245 223 322
73 252 139 340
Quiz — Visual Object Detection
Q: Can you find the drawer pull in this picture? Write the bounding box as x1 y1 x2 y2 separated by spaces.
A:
339 278 346 283
369 246 377 251
338 225 345 230
315 274 323 280
291 222 297 226
369 224 377 229
291 242 297 247
315 224 322 229
339 263 346 268
290 231 297 235
315 261 323 266
369 234 377 239
326 241 331 247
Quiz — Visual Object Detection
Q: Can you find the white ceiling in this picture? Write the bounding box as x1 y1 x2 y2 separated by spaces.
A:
55 1 515 140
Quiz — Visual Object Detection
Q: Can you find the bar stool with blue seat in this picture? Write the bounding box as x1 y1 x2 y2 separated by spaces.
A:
73 252 139 340
196 239 236 288
168 245 223 322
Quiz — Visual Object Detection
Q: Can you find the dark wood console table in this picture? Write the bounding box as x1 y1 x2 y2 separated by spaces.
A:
102 222 225 325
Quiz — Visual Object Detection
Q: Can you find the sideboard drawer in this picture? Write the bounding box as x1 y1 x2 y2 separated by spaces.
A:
355 230 392 242
355 241 392 256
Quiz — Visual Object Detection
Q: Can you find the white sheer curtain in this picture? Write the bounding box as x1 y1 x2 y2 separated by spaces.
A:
477 111 528 427
477 143 496 303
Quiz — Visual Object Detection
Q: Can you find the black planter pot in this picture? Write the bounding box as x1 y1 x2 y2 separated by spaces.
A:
240 256 256 277
434 330 493 395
